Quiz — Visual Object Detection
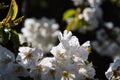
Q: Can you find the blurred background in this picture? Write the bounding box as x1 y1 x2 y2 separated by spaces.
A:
0 0 120 80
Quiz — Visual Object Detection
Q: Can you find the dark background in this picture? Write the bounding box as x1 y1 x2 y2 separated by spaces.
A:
1 0 120 80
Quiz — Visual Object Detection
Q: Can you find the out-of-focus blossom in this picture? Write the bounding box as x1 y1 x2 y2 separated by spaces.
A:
21 17 59 53
72 0 84 6
18 34 28 45
92 28 120 57
104 22 114 29
72 0 103 7
16 47 43 69
88 0 103 7
82 8 96 21
112 27 120 43
92 41 120 57
66 7 102 33
105 57 120 80
70 0 103 33
78 7 102 32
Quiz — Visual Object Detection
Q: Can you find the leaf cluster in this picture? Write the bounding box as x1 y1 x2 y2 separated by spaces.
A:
0 0 24 46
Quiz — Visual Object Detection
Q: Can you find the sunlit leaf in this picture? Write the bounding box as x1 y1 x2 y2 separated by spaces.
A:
74 19 82 29
74 18 90 29
4 0 18 24
66 19 76 31
0 22 3 29
63 9 76 21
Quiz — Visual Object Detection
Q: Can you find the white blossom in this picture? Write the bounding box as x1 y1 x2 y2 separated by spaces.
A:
37 30 95 80
30 57 55 80
105 57 120 80
72 0 103 7
16 47 43 69
51 30 90 62
88 0 103 7
39 57 80 80
78 7 102 32
79 63 95 79
104 22 114 29
82 8 96 21
22 17 59 53
72 0 84 6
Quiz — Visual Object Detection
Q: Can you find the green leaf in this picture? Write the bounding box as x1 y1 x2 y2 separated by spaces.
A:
74 18 90 30
85 60 90 65
63 9 76 21
2 28 11 45
4 0 18 24
1 28 19 46
10 29 20 46
74 18 84 29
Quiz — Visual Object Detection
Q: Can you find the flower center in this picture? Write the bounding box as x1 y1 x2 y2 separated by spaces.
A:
62 71 69 77
112 66 120 79
58 53 64 58
24 52 32 59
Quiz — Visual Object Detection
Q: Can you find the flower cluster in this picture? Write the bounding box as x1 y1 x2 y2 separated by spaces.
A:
0 30 96 80
106 57 120 80
66 1 120 79
20 17 59 53
92 22 120 57
69 0 103 32
70 0 120 58
29 30 95 80
1 0 120 80
72 0 102 7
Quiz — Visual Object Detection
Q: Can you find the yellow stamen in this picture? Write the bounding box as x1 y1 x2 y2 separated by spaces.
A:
62 71 69 77
87 46 91 53
24 52 32 59
58 53 64 58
